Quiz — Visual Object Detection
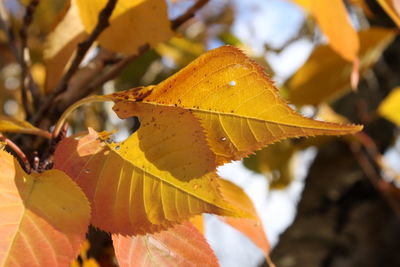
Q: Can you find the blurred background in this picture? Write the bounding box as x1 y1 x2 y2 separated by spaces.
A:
1 0 400 266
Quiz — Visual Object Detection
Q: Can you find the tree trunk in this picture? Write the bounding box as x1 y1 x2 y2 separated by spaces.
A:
267 29 400 267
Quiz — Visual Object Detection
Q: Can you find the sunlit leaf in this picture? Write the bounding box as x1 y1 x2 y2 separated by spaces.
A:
0 150 90 266
293 0 359 62
217 179 270 258
44 3 87 92
112 222 219 267
110 46 362 165
0 115 50 138
75 0 173 54
54 125 250 235
377 0 400 28
288 28 395 105
378 87 400 126
189 215 204 234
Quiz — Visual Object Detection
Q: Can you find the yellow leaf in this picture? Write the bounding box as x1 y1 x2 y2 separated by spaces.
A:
0 150 90 266
293 0 359 62
21 0 68 34
378 87 400 126
288 27 395 105
110 46 362 164
75 0 173 54
54 124 250 235
44 3 87 92
377 0 400 28
0 115 50 138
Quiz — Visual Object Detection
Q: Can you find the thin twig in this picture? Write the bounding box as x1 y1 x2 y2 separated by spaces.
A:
31 0 118 124
83 52 143 97
0 2 20 60
171 0 210 30
350 142 400 215
356 132 400 183
0 134 31 172
19 0 41 118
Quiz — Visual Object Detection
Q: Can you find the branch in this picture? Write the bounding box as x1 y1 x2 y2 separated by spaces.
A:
0 134 31 172
0 2 19 60
350 140 400 215
31 0 118 125
19 0 41 117
171 0 210 30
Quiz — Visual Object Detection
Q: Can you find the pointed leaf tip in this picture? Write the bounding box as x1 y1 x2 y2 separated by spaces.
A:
110 45 363 164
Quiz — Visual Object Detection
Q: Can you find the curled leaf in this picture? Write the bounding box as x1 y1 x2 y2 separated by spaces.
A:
0 115 50 138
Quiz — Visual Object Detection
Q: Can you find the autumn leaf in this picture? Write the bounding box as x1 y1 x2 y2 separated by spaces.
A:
54 125 250 235
75 0 173 54
109 46 362 165
0 150 90 266
377 0 400 28
44 3 87 92
217 178 270 259
287 28 395 105
378 87 400 126
0 115 51 138
293 0 359 62
112 222 219 267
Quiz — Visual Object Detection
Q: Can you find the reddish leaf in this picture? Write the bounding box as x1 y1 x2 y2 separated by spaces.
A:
113 222 219 267
0 150 90 266
218 179 270 258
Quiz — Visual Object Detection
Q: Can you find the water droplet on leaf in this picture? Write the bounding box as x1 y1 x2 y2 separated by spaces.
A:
220 137 227 141
229 80 236 86
115 146 120 150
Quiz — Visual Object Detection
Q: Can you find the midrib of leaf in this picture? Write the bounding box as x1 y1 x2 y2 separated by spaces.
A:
140 101 360 132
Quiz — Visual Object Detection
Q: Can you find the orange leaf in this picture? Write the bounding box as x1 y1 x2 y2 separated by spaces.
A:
44 3 87 92
109 46 362 165
0 150 90 266
217 179 270 258
377 0 400 28
294 0 359 62
54 126 250 235
287 28 395 105
112 222 219 267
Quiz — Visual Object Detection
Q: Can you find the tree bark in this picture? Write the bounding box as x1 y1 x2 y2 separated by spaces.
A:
267 26 400 267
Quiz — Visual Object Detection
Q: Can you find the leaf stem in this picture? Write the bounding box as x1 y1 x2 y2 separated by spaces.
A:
52 95 111 138
19 0 42 116
171 0 210 30
0 134 31 172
